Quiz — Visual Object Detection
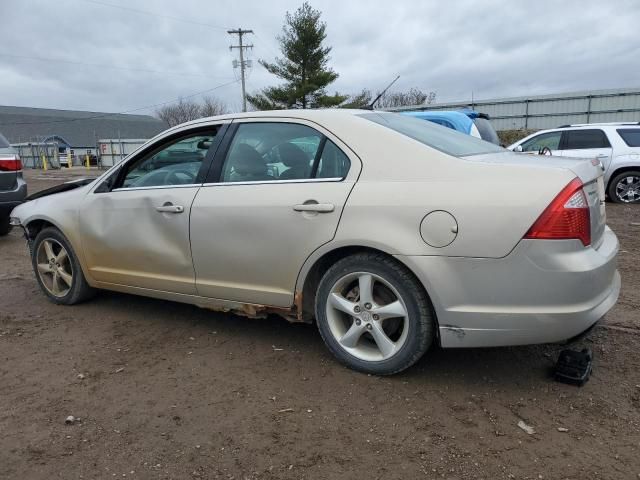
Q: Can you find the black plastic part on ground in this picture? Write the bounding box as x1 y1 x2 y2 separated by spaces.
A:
554 348 593 386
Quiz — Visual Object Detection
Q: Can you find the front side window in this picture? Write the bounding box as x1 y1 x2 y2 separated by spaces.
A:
118 131 217 189
617 128 640 147
521 131 562 152
562 129 611 150
220 122 349 182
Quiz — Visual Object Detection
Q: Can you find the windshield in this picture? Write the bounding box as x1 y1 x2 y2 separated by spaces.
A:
359 112 504 157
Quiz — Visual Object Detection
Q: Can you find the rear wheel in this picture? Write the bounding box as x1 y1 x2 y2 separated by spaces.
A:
31 227 96 304
315 253 435 375
608 170 640 203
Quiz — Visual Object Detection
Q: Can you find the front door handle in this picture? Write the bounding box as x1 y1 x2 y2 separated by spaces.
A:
156 203 184 214
293 203 335 213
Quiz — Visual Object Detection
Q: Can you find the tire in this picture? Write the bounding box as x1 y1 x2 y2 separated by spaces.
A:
315 252 435 375
608 170 640 204
31 227 96 305
0 215 10 236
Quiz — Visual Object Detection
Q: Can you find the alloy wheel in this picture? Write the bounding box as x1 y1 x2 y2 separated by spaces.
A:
615 175 640 203
325 271 409 362
36 239 73 297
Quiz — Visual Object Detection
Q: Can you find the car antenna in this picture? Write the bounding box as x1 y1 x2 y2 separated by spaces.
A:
366 75 400 110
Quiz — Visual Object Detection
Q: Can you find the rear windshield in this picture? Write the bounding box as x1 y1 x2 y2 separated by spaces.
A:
473 118 501 145
617 128 640 147
0 133 10 148
359 112 504 157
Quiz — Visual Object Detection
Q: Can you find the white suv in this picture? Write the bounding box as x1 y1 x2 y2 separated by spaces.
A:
508 123 640 203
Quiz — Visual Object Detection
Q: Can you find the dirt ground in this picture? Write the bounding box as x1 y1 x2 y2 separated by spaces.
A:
1 168 639 480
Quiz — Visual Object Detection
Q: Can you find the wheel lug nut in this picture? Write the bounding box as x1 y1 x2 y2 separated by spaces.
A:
354 306 361 313
364 303 372 310
355 319 361 326
366 324 372 330
373 314 379 321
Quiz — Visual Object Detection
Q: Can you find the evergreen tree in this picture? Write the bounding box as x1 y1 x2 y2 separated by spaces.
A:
248 2 346 110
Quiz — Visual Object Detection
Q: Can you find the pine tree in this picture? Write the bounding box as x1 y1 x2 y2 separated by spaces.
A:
247 2 346 110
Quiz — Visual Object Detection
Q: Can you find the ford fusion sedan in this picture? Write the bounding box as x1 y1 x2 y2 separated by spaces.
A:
10 110 620 375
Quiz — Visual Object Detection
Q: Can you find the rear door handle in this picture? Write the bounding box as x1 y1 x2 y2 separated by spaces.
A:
293 203 335 213
156 203 184 214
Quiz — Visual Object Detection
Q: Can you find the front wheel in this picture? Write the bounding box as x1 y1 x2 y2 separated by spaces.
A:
31 227 96 304
608 170 640 203
315 253 435 375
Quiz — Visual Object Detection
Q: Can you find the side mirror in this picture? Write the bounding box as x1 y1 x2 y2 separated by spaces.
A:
514 145 523 152
197 140 212 149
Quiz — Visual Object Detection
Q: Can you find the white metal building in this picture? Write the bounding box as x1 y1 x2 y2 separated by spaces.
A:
388 87 640 131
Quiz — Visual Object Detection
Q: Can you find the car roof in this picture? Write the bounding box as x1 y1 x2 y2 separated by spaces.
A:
555 122 640 129
179 108 371 126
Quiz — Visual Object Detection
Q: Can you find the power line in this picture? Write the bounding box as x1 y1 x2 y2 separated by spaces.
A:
80 0 229 30
228 28 253 112
0 80 240 126
253 32 280 59
0 53 234 79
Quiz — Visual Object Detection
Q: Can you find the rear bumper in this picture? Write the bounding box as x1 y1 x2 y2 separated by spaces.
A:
396 227 620 348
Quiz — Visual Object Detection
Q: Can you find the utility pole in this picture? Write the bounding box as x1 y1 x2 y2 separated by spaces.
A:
228 28 253 112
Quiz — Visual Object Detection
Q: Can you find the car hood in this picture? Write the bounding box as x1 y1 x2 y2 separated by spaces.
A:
25 177 96 201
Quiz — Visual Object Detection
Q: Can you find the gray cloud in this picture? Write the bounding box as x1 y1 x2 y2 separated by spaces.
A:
1 0 639 114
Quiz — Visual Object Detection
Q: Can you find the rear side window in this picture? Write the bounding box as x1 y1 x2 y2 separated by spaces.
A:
316 140 350 178
617 128 640 147
360 112 504 157
0 133 10 148
220 122 350 182
563 129 610 149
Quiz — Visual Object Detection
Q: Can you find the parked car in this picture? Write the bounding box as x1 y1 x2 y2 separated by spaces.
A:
508 122 640 203
0 132 27 236
10 110 619 375
401 109 501 145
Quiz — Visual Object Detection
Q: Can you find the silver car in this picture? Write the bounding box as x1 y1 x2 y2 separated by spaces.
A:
10 110 620 375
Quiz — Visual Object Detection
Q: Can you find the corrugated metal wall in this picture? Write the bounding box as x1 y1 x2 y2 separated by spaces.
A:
388 87 640 131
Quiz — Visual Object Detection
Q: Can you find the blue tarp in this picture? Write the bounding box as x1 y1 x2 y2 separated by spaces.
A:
400 110 475 134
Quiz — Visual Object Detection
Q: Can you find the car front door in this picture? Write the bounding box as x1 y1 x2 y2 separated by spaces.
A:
517 131 563 155
79 124 226 294
190 119 361 307
559 129 613 168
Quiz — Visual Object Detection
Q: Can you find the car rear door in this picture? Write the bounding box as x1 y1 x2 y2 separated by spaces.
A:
79 124 227 294
190 119 361 308
559 129 613 168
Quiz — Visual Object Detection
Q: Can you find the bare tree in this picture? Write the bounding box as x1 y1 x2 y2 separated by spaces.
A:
341 88 436 109
200 95 228 117
156 96 229 127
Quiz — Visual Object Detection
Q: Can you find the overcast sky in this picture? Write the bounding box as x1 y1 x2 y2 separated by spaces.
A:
1 0 639 115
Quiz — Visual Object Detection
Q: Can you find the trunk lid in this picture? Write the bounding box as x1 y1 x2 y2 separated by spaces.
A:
466 151 607 248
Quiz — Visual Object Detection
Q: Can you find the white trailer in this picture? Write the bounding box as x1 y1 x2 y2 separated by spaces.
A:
98 139 147 167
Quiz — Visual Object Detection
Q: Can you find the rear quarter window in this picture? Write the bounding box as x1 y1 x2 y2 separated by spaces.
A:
616 128 640 147
0 133 10 148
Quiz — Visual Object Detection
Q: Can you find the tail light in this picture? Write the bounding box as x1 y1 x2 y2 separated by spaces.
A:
0 154 22 171
524 178 591 246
